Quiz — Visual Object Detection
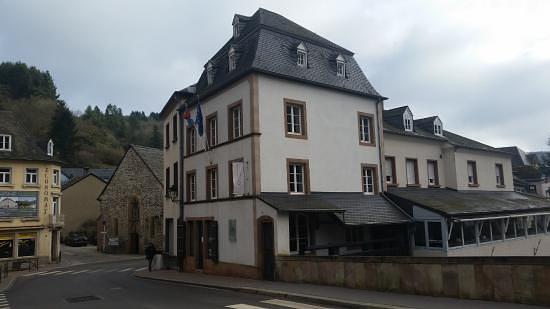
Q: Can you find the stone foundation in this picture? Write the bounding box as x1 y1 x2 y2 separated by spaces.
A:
276 255 550 306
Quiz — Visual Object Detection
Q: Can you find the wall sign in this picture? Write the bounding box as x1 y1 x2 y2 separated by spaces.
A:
0 191 39 218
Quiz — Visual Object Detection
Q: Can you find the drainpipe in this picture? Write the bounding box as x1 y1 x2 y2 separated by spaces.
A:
376 97 385 193
176 102 186 272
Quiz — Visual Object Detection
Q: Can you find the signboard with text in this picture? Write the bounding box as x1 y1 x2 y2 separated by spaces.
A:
0 191 39 218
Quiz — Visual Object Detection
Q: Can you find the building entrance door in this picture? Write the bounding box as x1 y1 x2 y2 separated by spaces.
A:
196 221 204 270
259 217 275 280
130 233 139 254
51 231 58 262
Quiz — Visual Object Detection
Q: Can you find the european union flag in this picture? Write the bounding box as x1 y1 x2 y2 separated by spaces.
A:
195 100 204 137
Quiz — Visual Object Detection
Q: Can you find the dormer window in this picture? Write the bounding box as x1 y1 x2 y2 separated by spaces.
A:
297 42 307 67
0 134 11 151
403 108 413 132
232 16 240 39
47 139 54 156
228 47 236 71
433 117 443 136
207 62 214 85
336 55 346 77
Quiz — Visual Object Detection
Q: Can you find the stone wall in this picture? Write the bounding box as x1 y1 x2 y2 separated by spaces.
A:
276 256 550 306
99 147 163 254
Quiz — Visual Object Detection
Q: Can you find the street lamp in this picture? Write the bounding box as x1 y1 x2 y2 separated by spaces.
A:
168 185 178 202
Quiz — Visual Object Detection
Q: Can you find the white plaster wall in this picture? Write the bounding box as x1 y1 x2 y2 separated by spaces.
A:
256 200 288 255
454 149 513 191
384 134 446 188
185 199 256 266
257 75 381 193
163 104 181 256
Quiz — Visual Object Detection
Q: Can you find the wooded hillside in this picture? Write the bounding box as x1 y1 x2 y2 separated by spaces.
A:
0 61 162 167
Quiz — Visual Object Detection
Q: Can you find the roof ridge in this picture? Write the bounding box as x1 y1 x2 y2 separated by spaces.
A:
129 144 162 151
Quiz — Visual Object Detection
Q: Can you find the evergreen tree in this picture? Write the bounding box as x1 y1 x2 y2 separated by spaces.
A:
49 100 77 162
149 125 162 148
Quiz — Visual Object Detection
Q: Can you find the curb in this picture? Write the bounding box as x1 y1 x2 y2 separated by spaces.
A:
134 273 414 309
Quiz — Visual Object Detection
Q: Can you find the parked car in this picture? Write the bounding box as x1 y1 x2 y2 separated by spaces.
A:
64 232 88 247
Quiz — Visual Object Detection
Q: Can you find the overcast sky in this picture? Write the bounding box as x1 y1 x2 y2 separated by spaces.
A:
1 0 549 151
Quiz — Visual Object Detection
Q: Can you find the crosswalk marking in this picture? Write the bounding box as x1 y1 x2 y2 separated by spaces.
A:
225 305 266 309
38 270 62 276
71 270 89 274
135 267 147 271
0 293 9 309
23 271 48 277
261 299 330 309
54 270 74 275
118 268 133 272
89 269 104 273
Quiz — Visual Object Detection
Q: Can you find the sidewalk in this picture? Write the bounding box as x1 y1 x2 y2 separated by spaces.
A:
135 270 546 309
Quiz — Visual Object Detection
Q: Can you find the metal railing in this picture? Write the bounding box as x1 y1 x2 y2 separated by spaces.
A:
0 257 39 282
49 214 65 227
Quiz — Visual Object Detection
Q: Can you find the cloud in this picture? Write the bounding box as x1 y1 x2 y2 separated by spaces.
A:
0 0 548 150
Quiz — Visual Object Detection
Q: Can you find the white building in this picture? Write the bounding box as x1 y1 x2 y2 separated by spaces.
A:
161 8 410 279
383 106 550 256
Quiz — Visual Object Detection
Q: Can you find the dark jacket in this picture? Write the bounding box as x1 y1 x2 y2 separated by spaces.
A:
145 244 156 260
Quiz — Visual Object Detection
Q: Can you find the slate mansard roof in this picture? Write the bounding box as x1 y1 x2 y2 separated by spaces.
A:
383 106 509 155
386 188 550 219
259 192 411 225
162 8 383 115
0 110 61 163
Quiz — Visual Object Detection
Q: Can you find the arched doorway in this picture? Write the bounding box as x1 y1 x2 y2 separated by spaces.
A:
128 197 140 254
258 216 275 280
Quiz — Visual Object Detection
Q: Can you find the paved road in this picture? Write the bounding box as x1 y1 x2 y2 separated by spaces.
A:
6 260 339 309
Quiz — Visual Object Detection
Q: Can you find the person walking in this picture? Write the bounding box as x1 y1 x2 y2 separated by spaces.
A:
145 243 156 272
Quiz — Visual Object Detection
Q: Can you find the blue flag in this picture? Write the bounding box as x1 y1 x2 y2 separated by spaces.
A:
195 101 204 137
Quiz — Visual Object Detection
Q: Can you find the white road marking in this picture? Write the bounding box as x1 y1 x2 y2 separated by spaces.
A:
135 267 147 272
88 269 104 273
261 299 330 309
118 268 133 272
71 269 89 274
23 271 49 277
104 269 118 272
225 305 267 309
38 271 62 276
54 270 74 275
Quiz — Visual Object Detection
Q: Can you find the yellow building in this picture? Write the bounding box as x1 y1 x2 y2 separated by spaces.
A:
0 111 63 263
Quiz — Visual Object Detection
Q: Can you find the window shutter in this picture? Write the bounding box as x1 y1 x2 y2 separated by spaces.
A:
207 221 219 262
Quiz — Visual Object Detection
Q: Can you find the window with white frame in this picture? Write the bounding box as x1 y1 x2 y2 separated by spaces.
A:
187 126 196 154
495 164 504 186
228 47 236 71
297 43 307 67
286 102 306 137
206 166 218 200
427 160 439 186
229 103 243 140
358 114 372 144
25 168 38 184
336 55 346 77
288 161 307 194
289 213 309 254
403 109 413 132
47 139 54 156
385 157 396 184
433 118 443 136
207 114 218 146
406 159 418 185
53 169 60 186
186 171 196 202
52 196 60 215
467 161 478 185
361 166 376 194
0 135 11 151
0 168 10 184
